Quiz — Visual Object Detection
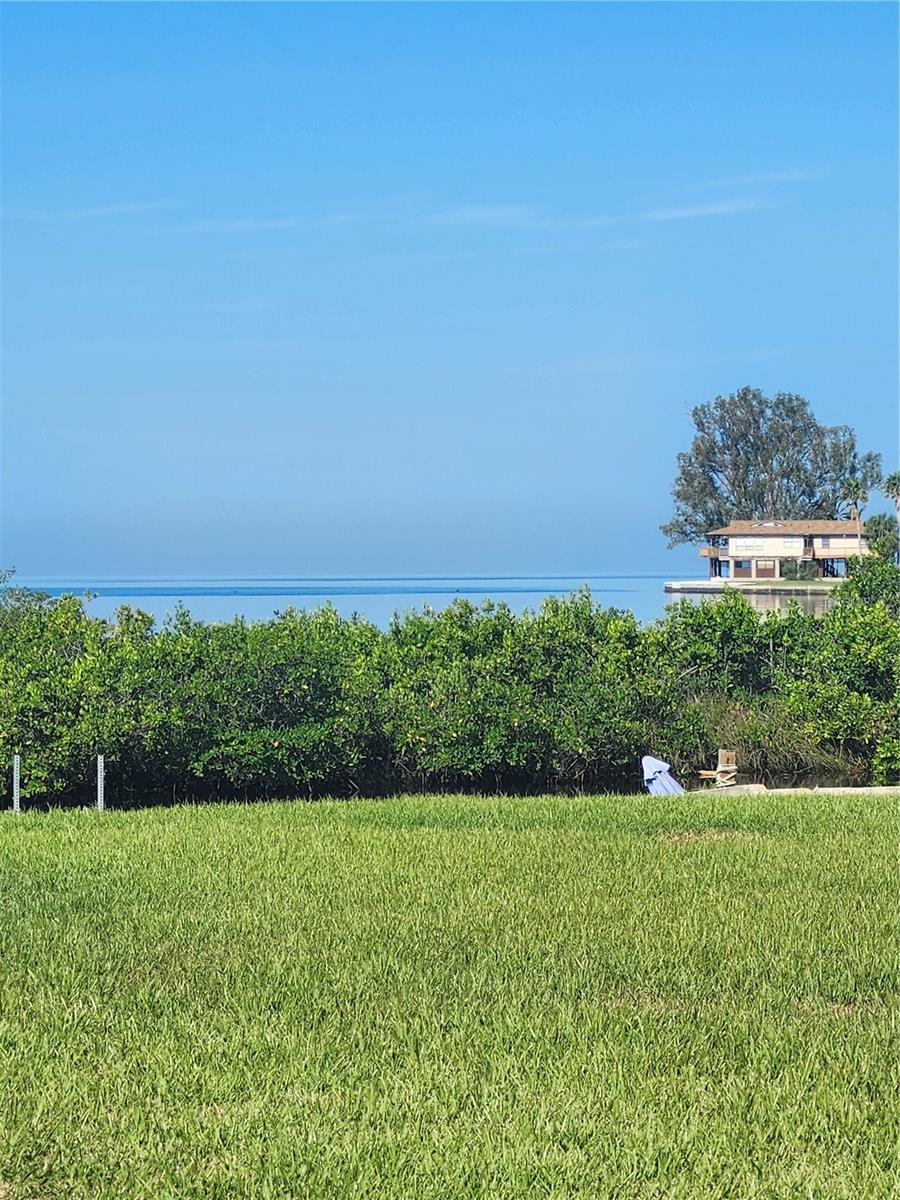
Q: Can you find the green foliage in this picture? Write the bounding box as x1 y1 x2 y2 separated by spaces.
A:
839 555 900 619
1 795 896 1198
380 594 649 793
0 568 50 634
871 720 900 785
780 558 817 580
661 386 881 546
0 572 898 801
864 511 899 562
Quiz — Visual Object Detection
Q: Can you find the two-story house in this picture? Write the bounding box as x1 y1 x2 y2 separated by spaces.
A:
700 518 869 580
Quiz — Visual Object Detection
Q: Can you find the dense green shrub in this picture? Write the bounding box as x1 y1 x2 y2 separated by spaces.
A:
1 561 897 802
841 554 900 618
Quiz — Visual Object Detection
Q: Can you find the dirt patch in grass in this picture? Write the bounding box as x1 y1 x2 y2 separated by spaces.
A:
658 829 761 844
607 991 686 1013
825 1000 880 1016
795 995 888 1018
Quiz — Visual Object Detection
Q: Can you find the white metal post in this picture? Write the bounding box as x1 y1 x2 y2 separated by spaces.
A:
12 755 20 814
97 754 105 812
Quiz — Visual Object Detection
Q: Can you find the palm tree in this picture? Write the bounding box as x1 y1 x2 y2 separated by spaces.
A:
842 477 869 559
875 472 900 565
884 470 900 521
863 512 900 562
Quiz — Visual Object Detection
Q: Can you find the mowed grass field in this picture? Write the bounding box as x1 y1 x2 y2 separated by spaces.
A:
0 795 896 1200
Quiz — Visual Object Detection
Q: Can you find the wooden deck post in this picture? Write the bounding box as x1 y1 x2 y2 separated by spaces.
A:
716 750 737 788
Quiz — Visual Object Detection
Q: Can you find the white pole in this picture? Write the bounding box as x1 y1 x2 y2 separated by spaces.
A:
12 755 20 814
97 754 105 812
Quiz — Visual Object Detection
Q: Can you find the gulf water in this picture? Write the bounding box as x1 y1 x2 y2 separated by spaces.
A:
15 574 677 626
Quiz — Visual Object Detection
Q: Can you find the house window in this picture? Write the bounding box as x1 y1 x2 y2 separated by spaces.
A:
821 536 831 549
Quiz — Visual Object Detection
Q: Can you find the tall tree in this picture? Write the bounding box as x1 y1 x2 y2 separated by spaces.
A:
661 387 882 546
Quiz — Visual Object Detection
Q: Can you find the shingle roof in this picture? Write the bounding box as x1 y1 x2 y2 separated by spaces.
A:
707 519 866 536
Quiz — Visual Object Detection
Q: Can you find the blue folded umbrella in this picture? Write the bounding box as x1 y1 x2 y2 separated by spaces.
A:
641 754 684 795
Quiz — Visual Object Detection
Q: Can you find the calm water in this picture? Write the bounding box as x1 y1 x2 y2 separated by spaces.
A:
14 574 836 627
18 574 671 626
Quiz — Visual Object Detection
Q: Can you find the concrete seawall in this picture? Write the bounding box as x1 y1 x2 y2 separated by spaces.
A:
664 579 840 596
689 784 898 796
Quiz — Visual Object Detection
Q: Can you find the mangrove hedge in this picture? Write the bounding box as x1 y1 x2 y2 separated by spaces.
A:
1 560 898 805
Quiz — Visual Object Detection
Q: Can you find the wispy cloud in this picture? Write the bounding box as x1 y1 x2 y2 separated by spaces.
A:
164 211 360 234
43 192 769 238
430 196 766 232
7 200 177 222
639 198 766 222
122 196 769 235
708 167 827 187
341 239 642 268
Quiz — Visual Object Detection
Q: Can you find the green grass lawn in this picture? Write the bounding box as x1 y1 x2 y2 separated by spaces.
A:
0 795 896 1199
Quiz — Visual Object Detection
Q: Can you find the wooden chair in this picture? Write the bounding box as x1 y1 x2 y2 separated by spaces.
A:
698 749 737 789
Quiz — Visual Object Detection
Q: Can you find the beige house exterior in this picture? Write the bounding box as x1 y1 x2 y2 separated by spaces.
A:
700 519 869 580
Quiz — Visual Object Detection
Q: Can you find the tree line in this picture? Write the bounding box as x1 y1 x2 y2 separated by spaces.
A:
1 559 897 806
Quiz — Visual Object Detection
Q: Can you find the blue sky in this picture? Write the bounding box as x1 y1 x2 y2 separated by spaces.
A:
2 2 897 577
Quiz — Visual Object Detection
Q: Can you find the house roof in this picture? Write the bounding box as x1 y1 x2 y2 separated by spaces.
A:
707 519 866 537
